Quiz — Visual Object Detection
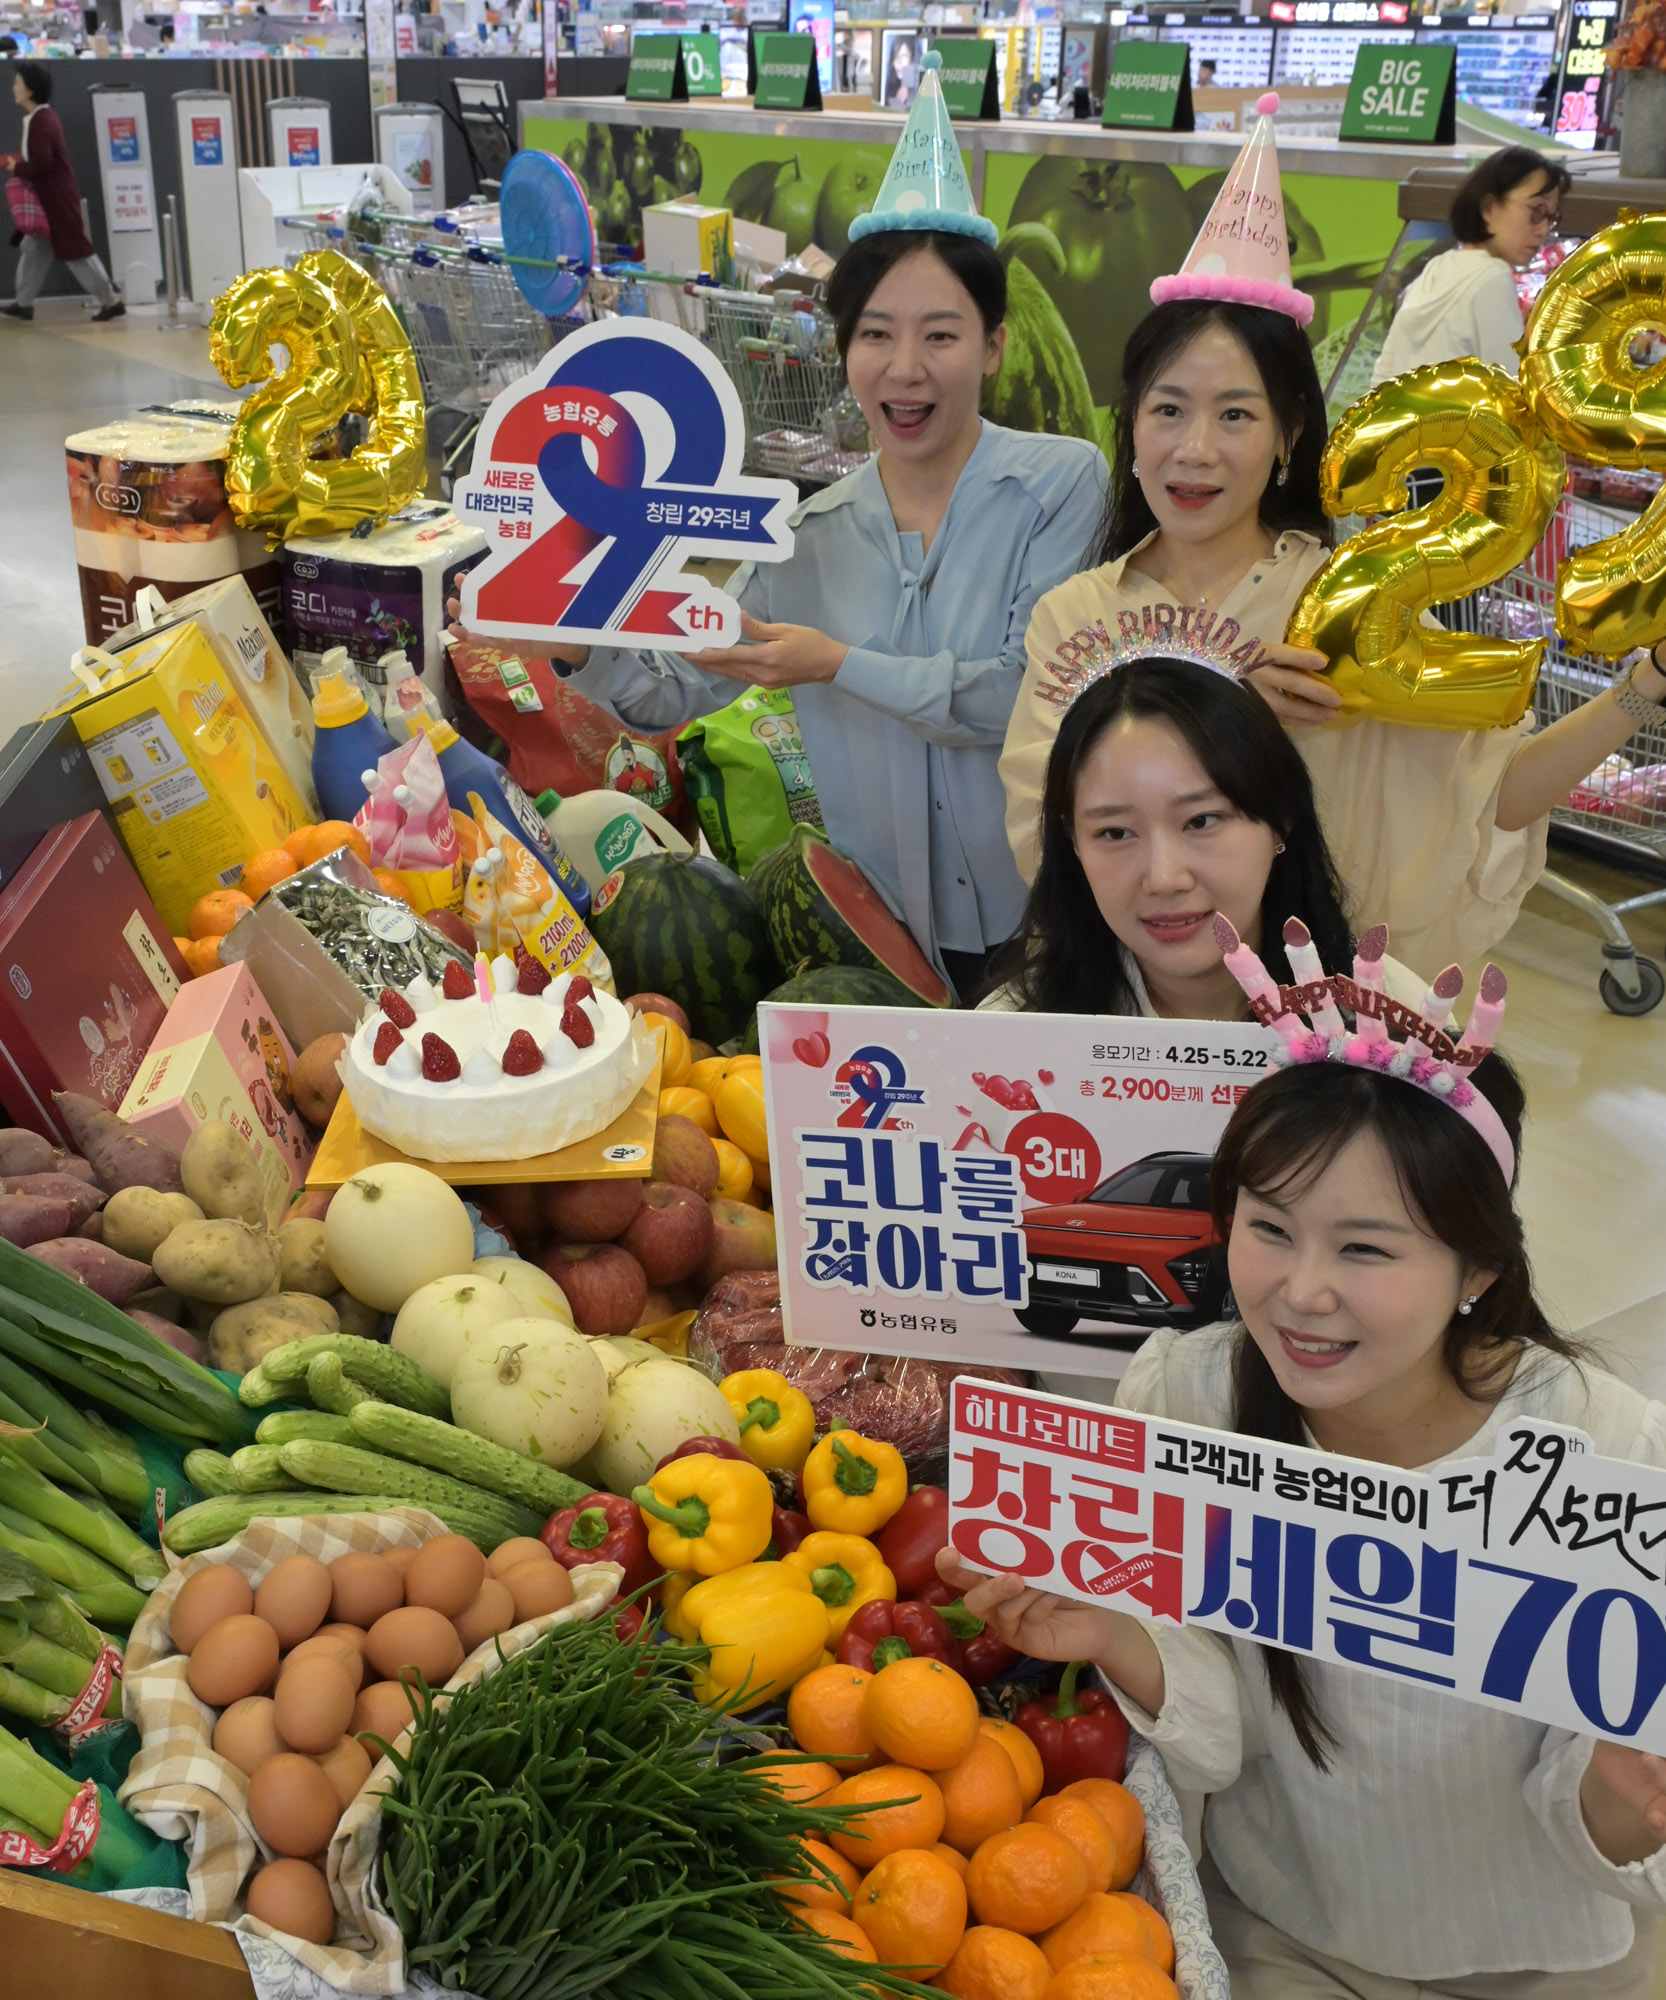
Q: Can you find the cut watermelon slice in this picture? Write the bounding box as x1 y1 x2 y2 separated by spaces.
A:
751 827 951 1007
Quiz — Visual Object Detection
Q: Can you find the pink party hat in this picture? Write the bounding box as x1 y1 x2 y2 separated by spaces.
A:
1149 94 1313 326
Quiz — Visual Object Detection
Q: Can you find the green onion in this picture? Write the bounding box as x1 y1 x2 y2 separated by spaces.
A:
0 1502 147 1627
0 1450 165 1589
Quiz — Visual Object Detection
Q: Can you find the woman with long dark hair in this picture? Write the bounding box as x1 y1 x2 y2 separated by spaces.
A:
942 1043 1666 1996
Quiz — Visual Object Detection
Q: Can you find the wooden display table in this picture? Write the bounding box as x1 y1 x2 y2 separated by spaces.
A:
0 1869 256 2000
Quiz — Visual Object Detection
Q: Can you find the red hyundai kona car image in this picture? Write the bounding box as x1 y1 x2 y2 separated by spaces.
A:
1017 1150 1227 1342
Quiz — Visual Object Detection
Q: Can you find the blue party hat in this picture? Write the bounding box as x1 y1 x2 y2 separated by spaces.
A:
848 51 998 248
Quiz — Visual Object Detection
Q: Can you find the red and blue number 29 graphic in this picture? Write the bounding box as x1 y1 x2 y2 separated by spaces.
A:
456 319 798 651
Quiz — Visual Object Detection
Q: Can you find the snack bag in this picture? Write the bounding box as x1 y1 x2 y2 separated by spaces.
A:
463 794 614 991
676 687 822 875
353 733 464 914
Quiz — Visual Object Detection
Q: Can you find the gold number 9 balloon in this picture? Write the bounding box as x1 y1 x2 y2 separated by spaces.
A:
1520 209 1666 659
1286 358 1566 730
210 249 424 542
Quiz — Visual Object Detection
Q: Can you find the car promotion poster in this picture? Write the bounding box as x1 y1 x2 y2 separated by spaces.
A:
759 1004 1278 1377
947 1378 1666 1752
457 319 798 653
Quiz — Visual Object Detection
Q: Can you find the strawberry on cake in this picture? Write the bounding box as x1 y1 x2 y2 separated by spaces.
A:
340 952 654 1163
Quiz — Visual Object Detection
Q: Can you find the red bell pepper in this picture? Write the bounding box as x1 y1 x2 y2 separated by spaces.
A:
768 1504 812 1559
836 1598 965 1674
1015 1661 1129 1790
542 1492 658 1598
611 1601 648 1645
916 1575 959 1609
937 1599 1021 1687
655 1436 751 1472
876 1485 951 1597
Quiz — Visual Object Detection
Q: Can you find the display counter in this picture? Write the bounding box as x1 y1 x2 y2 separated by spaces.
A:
521 93 1506 418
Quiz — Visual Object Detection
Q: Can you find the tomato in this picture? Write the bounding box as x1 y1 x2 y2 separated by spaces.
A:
875 1485 951 1598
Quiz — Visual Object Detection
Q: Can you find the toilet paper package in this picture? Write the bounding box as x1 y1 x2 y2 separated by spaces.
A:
65 406 283 647
282 501 488 707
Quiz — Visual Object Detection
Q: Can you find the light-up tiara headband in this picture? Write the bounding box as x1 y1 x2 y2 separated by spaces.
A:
1036 636 1247 717
1215 913 1515 1183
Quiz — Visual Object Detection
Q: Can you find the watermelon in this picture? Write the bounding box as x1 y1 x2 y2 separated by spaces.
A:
746 827 951 1006
741 965 931 1053
588 853 781 1049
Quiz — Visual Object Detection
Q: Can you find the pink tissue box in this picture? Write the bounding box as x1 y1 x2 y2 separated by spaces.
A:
119 961 317 1224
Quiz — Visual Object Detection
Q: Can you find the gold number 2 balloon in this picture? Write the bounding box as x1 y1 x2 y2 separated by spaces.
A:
1286 358 1565 730
1520 209 1666 659
210 254 424 542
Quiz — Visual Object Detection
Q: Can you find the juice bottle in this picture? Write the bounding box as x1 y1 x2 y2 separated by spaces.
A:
534 787 692 893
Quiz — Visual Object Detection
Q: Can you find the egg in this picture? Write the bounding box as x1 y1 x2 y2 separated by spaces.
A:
188 1615 280 1707
383 1544 420 1578
255 1555 333 1649
280 1631 365 1694
274 1656 357 1755
315 1622 372 1663
328 1551 403 1628
404 1535 486 1619
171 1566 253 1655
453 1579 517 1654
364 1606 464 1688
246 1857 336 1946
486 1537 554 1580
248 1752 342 1858
502 1560 574 1623
213 1696 285 1779
352 1679 420 1749
314 1733 373 1810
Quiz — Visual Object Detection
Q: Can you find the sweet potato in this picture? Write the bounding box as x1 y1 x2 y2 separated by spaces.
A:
181 1122 267 1227
3 1174 105 1229
52 1093 183 1196
0 1196 72 1247
128 1285 185 1325
75 1212 103 1242
129 1310 204 1362
0 1131 57 1177
151 1219 280 1306
101 1188 205 1264
26 1239 153 1305
57 1157 98 1186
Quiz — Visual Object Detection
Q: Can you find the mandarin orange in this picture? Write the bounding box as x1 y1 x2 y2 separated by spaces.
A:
864 1655 981 1771
965 1824 1089 1935
935 1925 1053 2000
826 1765 946 1866
851 1846 967 1974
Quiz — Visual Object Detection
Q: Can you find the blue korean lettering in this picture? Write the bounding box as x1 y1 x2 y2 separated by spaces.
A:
804 1217 869 1291
1324 1535 1457 1688
872 1136 947 1215
1188 1505 1316 1649
874 1220 948 1293
799 1133 868 1210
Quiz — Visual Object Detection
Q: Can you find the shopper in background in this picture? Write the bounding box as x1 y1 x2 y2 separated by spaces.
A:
1371 145 1571 384
942 1052 1666 1998
2 62 123 324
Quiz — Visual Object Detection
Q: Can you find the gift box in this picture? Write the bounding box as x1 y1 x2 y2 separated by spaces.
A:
0 714 115 899
0 814 187 1144
119 961 316 1225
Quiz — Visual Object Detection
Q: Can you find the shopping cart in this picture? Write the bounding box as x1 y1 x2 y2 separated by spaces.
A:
702 289 869 484
1474 489 1666 1016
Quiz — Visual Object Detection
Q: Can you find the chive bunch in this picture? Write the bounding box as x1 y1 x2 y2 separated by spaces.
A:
379 1616 928 2000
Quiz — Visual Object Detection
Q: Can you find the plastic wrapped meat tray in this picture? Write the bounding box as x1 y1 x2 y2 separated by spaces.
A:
689 1270 1031 1477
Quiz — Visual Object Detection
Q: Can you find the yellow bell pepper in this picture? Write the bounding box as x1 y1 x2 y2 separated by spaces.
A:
673 1559 812 1636
659 1570 699 1640
688 1581 831 1711
632 1452 773 1577
720 1368 816 1473
782 1530 896 1640
801 1424 908 1537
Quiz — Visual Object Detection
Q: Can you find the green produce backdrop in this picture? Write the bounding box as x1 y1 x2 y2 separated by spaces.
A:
524 114 1403 447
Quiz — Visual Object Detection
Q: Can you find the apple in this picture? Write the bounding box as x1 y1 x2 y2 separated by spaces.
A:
625 993 690 1034
620 1181 714 1286
543 1176 644 1242
423 910 477 955
651 1115 719 1201
697 1196 779 1290
688 1039 717 1064
468 1182 544 1249
541 1242 647 1339
635 1285 680 1328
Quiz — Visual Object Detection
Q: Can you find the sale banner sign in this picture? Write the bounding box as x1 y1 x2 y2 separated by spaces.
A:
948 1377 1666 1752
457 320 798 653
760 1004 1276 1377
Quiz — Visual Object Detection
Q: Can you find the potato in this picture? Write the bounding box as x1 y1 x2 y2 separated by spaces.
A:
152 1219 280 1305
277 1219 337 1298
330 1288 385 1339
292 1035 347 1130
206 1293 339 1374
181 1123 267 1227
101 1188 205 1263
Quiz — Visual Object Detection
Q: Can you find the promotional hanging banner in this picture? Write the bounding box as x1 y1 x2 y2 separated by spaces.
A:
759 1004 1268 1377
949 1378 1666 1753
457 320 798 653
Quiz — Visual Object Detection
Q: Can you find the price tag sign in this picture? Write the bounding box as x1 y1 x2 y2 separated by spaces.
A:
682 31 722 96
1101 39 1194 131
1340 43 1455 142
753 33 823 109
928 36 1002 118
760 1005 1272 1377
457 319 798 653
627 32 688 101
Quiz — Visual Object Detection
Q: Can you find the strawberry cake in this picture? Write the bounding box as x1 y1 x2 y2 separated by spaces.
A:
339 954 654 1163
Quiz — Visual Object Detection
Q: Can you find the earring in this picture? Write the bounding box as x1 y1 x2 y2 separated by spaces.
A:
1132 461 1141 481
1272 841 1286 855
1457 1294 1479 1317
1276 457 1289 488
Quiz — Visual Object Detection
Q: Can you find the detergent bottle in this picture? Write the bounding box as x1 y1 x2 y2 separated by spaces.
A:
310 670 399 823
411 715 592 917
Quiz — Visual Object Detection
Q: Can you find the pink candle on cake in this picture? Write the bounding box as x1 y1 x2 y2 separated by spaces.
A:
1214 914 1282 1017
1421 963 1465 1036
1283 916 1345 1038
1352 923 1390 1043
1458 962 1508 1056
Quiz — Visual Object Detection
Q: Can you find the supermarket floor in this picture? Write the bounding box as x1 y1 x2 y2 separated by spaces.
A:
3 298 1666 1372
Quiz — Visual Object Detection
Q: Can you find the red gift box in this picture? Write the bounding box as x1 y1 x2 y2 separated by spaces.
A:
0 813 189 1144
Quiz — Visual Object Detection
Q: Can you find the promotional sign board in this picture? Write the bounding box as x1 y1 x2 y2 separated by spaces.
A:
1101 39 1194 130
928 36 1002 117
173 91 242 304
457 319 798 654
760 1005 1266 1378
628 32 689 101
89 87 163 302
753 32 823 109
1340 43 1455 142
948 1378 1666 1753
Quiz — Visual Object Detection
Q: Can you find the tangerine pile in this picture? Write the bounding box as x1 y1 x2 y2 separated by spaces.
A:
174 822 379 979
776 1658 1178 2000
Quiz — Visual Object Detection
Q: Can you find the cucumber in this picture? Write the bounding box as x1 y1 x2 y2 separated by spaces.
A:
262 1337 448 1418
162 1491 418 1557
306 1352 372 1416
276 1439 540 1544
183 1450 241 1499
228 1445 300 1494
349 1403 588 1517
237 1364 283 1409
255 1410 356 1447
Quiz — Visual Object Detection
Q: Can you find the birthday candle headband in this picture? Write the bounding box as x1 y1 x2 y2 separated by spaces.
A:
1214 913 1515 1183
1036 634 1246 715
